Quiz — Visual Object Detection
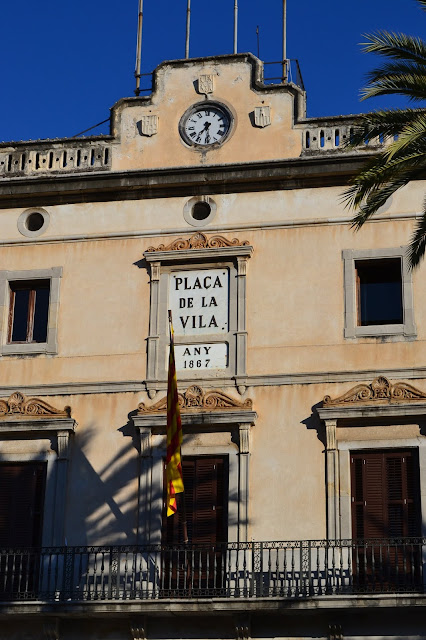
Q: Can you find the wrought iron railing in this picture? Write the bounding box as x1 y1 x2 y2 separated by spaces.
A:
262 60 305 90
0 539 424 602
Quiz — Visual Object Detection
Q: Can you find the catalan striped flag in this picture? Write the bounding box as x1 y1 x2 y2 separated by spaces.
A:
166 313 184 516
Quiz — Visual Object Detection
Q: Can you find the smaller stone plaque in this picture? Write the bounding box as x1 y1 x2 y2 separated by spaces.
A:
174 343 228 371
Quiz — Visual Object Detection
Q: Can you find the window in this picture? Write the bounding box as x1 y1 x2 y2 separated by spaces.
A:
0 267 62 355
8 280 50 344
161 456 228 594
343 248 416 338
162 456 228 547
355 258 403 326
351 449 420 539
0 462 46 548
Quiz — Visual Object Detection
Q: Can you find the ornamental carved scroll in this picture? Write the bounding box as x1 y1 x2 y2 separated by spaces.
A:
146 233 250 253
0 392 71 418
138 385 252 414
323 376 426 407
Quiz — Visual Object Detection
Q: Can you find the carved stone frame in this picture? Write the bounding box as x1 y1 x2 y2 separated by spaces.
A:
343 247 416 339
318 377 426 540
144 235 253 398
0 392 76 546
132 386 256 543
0 267 63 355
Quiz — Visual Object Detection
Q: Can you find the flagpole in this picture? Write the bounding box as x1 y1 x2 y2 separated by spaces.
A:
168 311 189 545
282 0 287 82
233 0 238 54
185 0 191 59
134 0 144 96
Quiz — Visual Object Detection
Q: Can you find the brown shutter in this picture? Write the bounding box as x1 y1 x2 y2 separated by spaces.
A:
0 463 46 548
351 449 420 539
162 456 228 546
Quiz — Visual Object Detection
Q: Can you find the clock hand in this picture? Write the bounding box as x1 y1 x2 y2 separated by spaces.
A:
203 121 211 143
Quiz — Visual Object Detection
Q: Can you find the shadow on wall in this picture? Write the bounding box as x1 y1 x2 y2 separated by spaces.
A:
66 422 139 546
66 418 243 547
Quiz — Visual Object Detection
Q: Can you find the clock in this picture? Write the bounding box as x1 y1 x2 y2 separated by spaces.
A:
179 102 232 147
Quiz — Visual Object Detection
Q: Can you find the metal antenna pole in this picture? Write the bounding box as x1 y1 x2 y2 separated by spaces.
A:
234 0 238 54
134 0 144 96
185 0 191 59
256 25 260 59
282 0 287 82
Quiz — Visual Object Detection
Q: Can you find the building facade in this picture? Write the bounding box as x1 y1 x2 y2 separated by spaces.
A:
0 53 425 639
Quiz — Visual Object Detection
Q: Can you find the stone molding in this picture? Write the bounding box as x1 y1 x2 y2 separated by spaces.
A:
0 391 71 418
323 376 426 407
145 232 249 253
5 368 426 398
130 618 147 640
138 385 253 414
43 619 60 640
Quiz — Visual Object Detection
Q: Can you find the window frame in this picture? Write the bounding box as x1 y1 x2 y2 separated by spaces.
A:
343 247 416 339
0 267 62 355
318 389 426 541
144 242 252 398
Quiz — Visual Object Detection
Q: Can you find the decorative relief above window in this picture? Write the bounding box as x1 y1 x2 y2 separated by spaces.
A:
0 391 71 417
323 376 426 406
146 232 249 252
143 233 253 398
138 385 253 413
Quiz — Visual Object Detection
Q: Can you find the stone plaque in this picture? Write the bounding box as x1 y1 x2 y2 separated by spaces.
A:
175 343 228 371
140 115 159 136
198 74 214 94
254 106 271 128
169 268 229 336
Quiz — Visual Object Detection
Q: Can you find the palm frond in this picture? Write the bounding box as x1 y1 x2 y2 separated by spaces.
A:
408 200 426 267
350 178 409 229
344 150 426 204
384 114 426 160
344 108 423 147
417 0 426 12
365 61 426 85
361 74 426 101
362 31 426 65
343 150 426 228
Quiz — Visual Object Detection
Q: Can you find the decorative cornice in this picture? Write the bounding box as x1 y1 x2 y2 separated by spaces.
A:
323 376 426 407
0 392 71 418
146 232 249 253
138 385 252 414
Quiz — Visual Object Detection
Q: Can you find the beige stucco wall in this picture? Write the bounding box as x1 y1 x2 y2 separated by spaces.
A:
111 57 303 171
0 194 424 387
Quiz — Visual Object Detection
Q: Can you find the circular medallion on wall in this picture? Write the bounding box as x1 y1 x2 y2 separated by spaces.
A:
183 196 217 227
18 208 50 238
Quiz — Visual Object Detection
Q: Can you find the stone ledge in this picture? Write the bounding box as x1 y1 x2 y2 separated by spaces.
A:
1 594 426 618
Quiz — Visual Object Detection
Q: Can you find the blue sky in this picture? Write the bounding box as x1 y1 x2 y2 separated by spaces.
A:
1 0 423 142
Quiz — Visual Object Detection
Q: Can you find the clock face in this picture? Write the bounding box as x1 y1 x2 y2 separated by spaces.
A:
180 103 231 147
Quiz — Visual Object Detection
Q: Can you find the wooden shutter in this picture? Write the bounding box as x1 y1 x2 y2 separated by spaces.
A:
162 456 228 546
0 463 46 548
351 450 420 539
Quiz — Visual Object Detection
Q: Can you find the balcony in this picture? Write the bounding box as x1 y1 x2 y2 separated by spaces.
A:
0 538 424 603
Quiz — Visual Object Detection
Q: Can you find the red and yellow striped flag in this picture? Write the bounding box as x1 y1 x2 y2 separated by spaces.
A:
166 315 184 516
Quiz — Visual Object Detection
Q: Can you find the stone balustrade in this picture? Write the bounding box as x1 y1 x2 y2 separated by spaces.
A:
0 140 111 178
300 117 395 153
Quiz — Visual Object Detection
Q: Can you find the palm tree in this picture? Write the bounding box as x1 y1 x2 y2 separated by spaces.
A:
343 0 426 268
